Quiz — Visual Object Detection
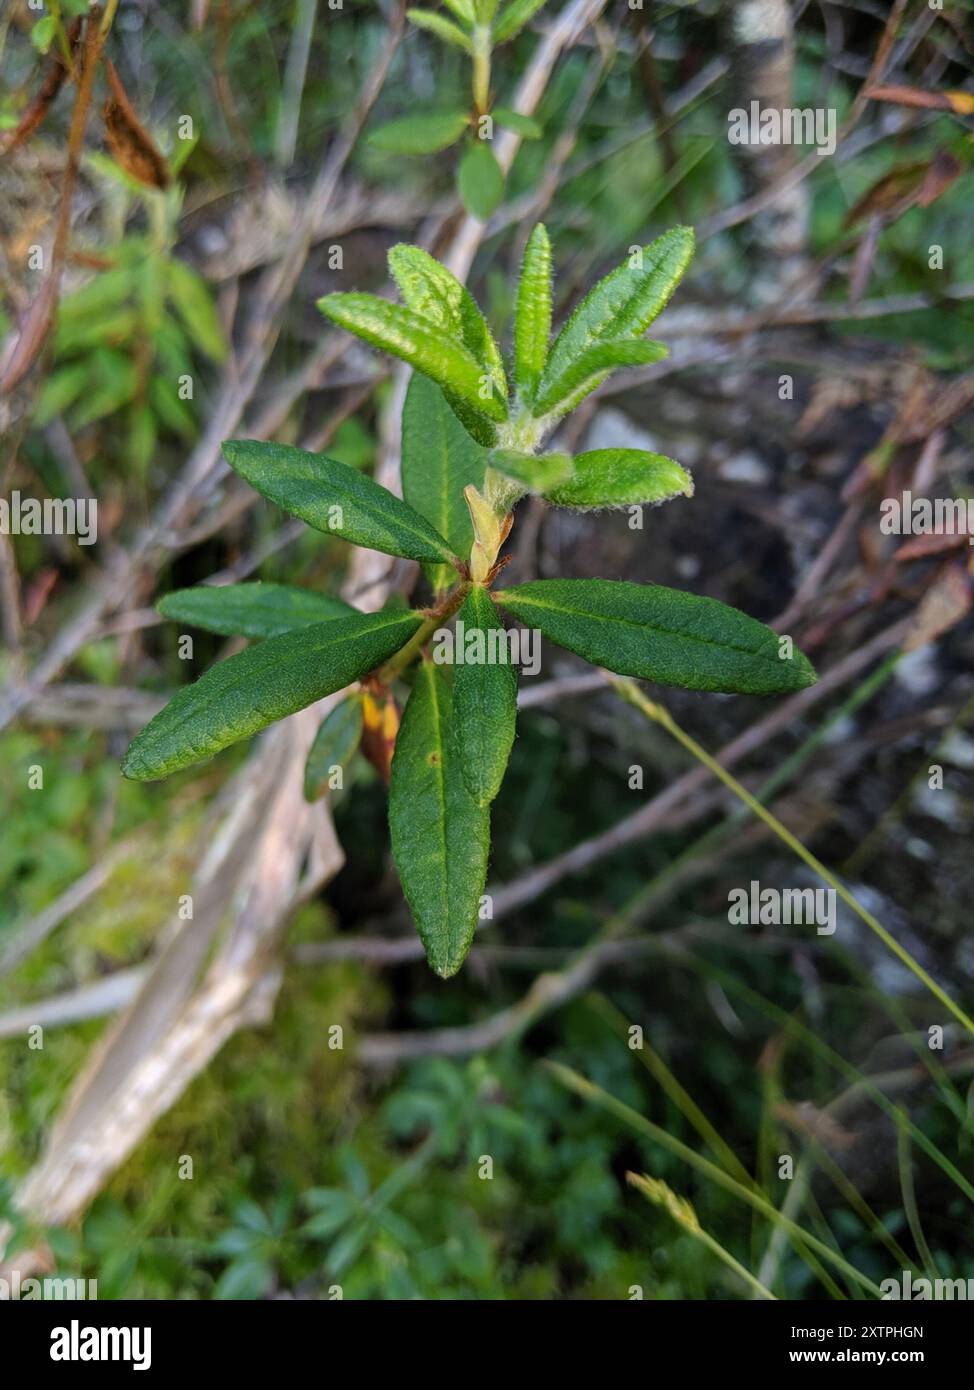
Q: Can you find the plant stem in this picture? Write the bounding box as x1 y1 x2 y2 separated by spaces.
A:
472 25 491 115
608 674 974 1042
376 582 470 682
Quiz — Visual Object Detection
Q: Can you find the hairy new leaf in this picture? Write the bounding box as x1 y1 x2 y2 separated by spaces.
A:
452 586 518 806
487 448 572 492
402 375 486 593
495 579 816 694
387 244 507 395
369 111 469 154
533 338 668 418
304 696 365 801
545 449 693 510
122 609 423 781
492 0 547 43
406 8 473 50
223 439 458 565
389 660 490 977
318 293 507 421
158 582 355 638
540 227 694 395
513 222 551 400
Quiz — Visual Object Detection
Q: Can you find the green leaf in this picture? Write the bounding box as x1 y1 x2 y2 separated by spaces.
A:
532 338 668 417
389 659 490 977
406 8 473 50
442 0 475 22
387 244 507 398
34 362 91 426
457 141 505 220
452 586 518 806
513 222 552 400
487 448 572 492
545 449 693 510
492 0 547 44
474 0 500 22
122 609 422 782
495 579 817 695
166 259 227 362
540 226 694 395
402 375 486 593
492 107 542 139
158 582 356 639
369 111 469 154
304 696 365 801
318 293 508 422
70 350 137 428
222 439 459 565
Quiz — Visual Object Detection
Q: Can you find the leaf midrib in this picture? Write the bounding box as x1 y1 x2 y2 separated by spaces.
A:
502 592 786 669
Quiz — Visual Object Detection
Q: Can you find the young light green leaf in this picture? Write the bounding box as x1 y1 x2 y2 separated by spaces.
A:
513 222 551 400
406 8 474 50
318 293 508 421
487 448 572 492
492 0 547 43
402 374 486 593
452 586 518 806
545 449 693 510
166 259 226 362
304 696 365 801
387 244 507 397
442 0 475 22
223 439 460 565
495 578 817 695
474 0 500 22
532 338 668 418
458 140 505 220
158 582 356 639
369 110 469 154
122 610 423 782
540 226 694 394
492 107 542 138
389 659 490 977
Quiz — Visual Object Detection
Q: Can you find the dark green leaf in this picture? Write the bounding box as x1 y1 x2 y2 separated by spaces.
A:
533 338 668 418
304 696 365 801
540 226 694 394
318 293 507 421
158 582 355 639
389 660 490 977
369 111 469 154
495 578 817 695
545 449 693 509
457 141 505 220
487 448 572 492
492 107 542 138
223 439 458 565
402 375 486 593
513 222 551 400
452 586 518 806
122 609 422 781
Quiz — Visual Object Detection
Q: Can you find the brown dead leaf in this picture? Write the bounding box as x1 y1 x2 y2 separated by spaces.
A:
903 562 972 652
1 18 83 157
844 151 962 228
102 60 171 189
